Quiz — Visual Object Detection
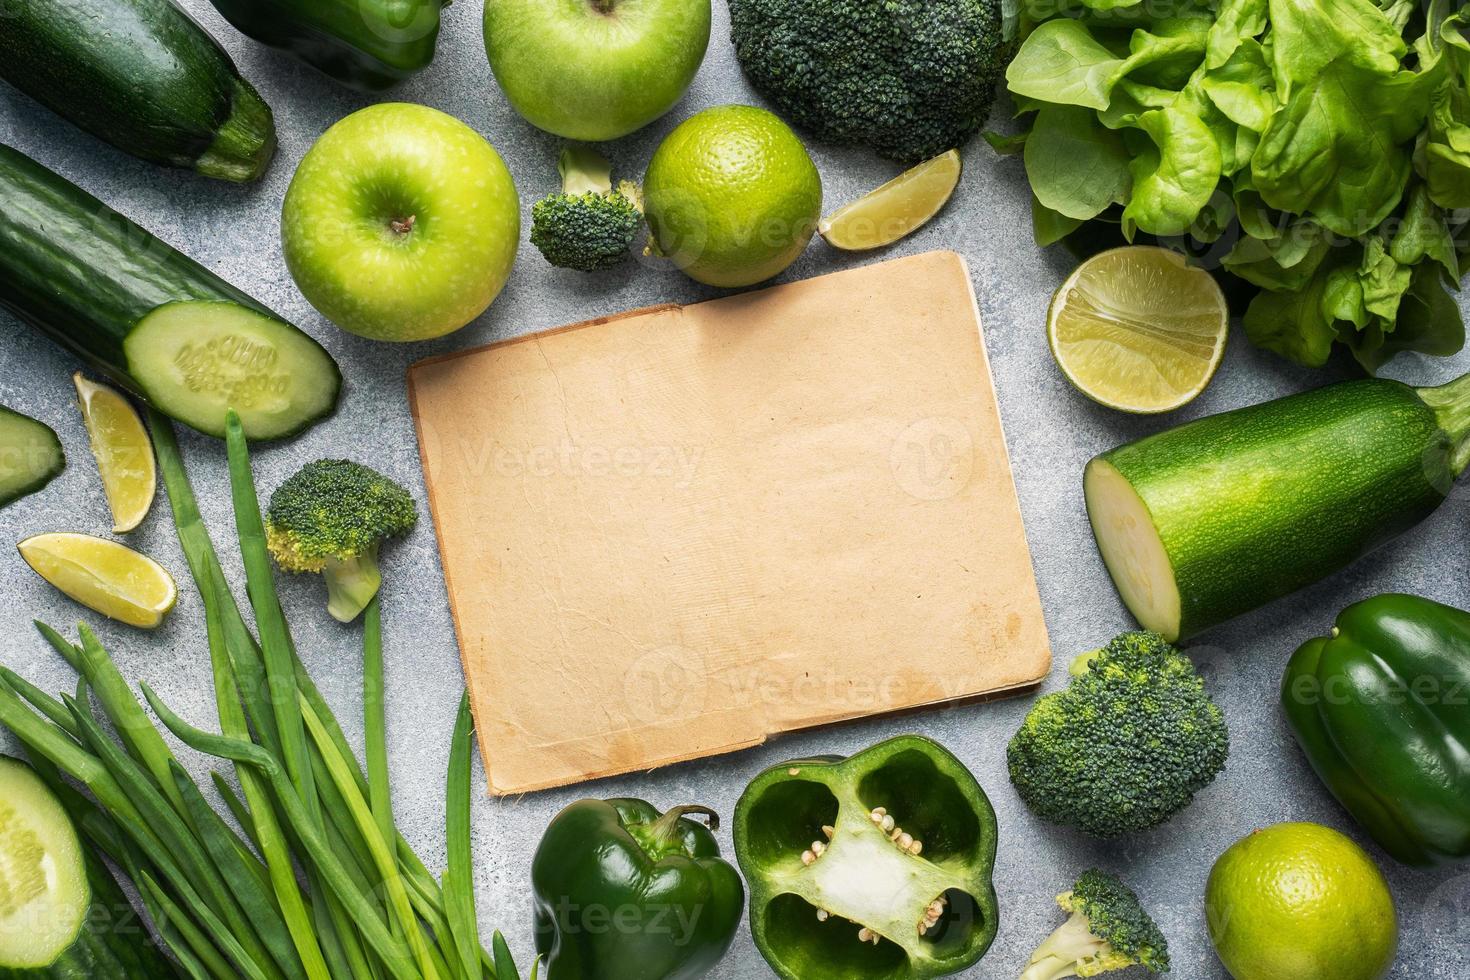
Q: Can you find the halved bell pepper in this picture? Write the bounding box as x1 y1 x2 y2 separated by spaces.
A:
206 0 447 92
1282 593 1470 866
531 798 744 980
733 735 1000 980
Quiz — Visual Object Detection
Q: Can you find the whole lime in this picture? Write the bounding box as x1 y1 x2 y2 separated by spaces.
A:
1206 823 1397 980
643 105 822 288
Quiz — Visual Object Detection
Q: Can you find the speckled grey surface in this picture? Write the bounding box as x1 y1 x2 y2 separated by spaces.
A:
1 3 1468 978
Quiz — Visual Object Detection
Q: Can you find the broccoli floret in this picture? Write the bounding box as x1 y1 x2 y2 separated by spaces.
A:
727 0 1008 163
1022 869 1170 980
530 146 643 272
265 460 418 623
1007 631 1229 837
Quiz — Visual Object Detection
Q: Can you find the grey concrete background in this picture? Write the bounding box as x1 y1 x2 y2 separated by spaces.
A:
1 2 1468 977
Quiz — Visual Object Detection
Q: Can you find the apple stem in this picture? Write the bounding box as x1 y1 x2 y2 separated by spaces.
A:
590 0 616 12
390 215 417 236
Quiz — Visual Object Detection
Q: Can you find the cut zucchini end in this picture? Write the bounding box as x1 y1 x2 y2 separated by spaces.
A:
1084 458 1183 642
194 79 277 184
0 757 88 968
0 407 65 509
124 301 341 441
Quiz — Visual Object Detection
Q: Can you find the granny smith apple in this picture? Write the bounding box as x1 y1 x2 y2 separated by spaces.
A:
281 103 520 342
483 0 711 142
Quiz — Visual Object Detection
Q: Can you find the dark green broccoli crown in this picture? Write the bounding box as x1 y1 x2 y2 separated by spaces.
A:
531 191 642 272
1006 631 1229 837
1069 869 1170 973
265 460 418 569
727 0 1007 162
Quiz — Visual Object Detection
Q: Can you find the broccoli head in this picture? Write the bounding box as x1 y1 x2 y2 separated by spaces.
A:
1022 869 1170 980
265 459 418 623
1007 631 1229 837
530 145 644 272
726 0 1008 163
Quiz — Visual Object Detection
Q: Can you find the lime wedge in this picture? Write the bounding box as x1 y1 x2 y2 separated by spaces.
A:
18 532 176 629
73 373 156 533
819 150 962 251
1048 246 1228 414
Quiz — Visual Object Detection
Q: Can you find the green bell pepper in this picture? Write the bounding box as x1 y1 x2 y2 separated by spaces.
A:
733 735 1000 980
205 0 447 92
1282 593 1470 866
531 798 744 980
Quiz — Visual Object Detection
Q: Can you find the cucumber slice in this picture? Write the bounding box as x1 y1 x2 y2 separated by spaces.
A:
0 407 64 509
125 301 341 440
0 758 88 968
0 144 342 442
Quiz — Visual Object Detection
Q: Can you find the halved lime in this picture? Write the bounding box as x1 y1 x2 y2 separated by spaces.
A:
1048 247 1228 414
18 532 176 629
819 150 962 251
73 374 156 533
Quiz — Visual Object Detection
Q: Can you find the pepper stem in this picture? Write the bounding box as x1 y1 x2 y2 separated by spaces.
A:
1418 370 1470 475
648 804 720 848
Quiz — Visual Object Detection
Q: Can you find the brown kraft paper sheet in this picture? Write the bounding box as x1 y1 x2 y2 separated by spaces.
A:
408 250 1051 795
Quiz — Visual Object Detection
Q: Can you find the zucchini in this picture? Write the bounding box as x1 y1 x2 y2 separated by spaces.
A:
0 756 180 977
0 409 63 509
1086 375 1470 641
0 0 275 182
0 144 341 441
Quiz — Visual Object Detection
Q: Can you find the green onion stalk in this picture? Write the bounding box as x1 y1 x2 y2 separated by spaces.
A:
0 410 536 980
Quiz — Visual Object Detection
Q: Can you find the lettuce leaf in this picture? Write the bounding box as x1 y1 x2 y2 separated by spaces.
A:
1000 0 1470 369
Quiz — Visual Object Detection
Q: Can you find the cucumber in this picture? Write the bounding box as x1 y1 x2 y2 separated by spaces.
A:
1085 375 1470 641
0 409 63 509
0 0 275 182
0 756 179 977
0 144 341 441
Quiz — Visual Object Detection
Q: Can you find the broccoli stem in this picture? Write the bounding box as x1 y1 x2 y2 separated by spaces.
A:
1021 910 1107 980
323 547 383 623
558 145 614 197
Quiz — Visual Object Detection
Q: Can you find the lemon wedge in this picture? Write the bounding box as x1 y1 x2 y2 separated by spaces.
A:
819 150 962 251
74 373 156 533
18 532 176 629
1048 247 1228 414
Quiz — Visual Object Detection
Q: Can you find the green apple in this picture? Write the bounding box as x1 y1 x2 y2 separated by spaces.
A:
282 103 520 343
483 0 711 142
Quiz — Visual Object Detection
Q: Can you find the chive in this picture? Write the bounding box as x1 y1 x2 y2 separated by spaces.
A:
152 412 333 980
363 595 395 871
142 685 421 980
223 412 316 818
137 867 237 980
113 793 276 980
170 761 306 980
33 619 84 671
212 771 264 852
0 663 82 738
0 674 140 823
493 932 533 980
309 749 381 888
299 697 441 979
309 869 372 980
65 695 286 980
74 623 190 813
444 692 480 980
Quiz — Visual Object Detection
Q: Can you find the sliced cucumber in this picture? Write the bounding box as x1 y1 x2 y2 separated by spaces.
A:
0 758 88 969
0 408 64 509
125 302 341 440
0 143 341 441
